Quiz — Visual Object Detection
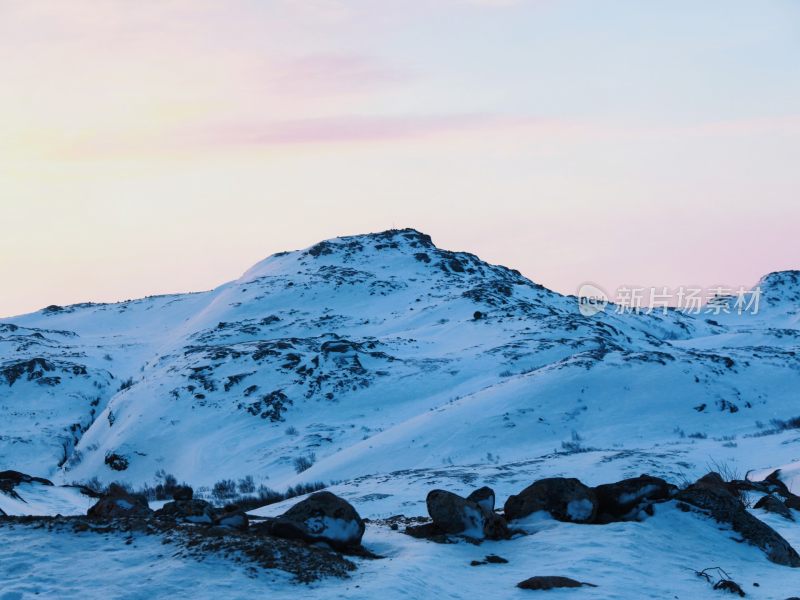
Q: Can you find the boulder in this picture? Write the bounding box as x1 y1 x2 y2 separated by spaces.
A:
216 504 249 531
155 498 217 524
427 489 486 537
267 491 365 549
426 489 511 540
593 475 675 522
504 478 598 523
754 495 794 521
677 472 800 567
87 484 152 519
517 576 597 590
466 486 495 514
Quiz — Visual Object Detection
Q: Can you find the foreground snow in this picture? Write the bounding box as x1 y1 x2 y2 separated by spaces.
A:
1 500 798 599
3 435 799 598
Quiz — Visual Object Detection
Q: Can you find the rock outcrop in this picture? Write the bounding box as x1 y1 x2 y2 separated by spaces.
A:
753 495 794 521
676 472 800 567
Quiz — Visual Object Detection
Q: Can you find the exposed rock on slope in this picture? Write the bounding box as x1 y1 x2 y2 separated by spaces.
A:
676 473 800 567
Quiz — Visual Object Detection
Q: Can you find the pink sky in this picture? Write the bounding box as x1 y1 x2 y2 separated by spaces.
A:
1 0 798 317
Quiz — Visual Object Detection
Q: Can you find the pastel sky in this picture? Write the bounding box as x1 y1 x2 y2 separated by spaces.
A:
2 0 799 317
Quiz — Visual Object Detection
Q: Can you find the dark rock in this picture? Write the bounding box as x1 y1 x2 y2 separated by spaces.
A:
426 489 510 540
155 498 217 524
676 472 800 567
216 504 249 531
762 470 800 510
517 576 597 590
785 496 800 511
593 475 675 522
754 495 794 520
483 512 512 540
172 485 193 501
726 470 800 510
504 478 598 523
713 580 745 596
104 452 129 471
427 489 485 536
0 470 54 487
307 241 334 257
485 554 508 564
87 484 152 519
0 480 22 500
467 486 495 513
0 358 55 386
267 491 365 549
404 522 453 543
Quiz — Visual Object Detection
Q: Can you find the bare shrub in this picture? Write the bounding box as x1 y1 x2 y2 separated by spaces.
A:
293 453 316 474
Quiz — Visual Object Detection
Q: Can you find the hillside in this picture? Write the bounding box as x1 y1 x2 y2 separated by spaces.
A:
1 229 798 492
2 229 800 598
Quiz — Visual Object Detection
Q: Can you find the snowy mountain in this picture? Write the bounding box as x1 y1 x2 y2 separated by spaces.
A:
2 228 797 490
0 230 800 484
2 229 800 598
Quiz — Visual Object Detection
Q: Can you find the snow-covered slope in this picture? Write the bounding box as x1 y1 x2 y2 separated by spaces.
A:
3 228 800 599
0 229 798 496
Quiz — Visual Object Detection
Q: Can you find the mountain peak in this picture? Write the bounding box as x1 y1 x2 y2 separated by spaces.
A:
759 269 800 288
303 228 436 259
239 227 527 287
757 270 800 305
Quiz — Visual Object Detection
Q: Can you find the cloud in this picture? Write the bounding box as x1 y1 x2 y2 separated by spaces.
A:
270 53 410 97
53 113 534 159
202 113 510 145
462 0 522 6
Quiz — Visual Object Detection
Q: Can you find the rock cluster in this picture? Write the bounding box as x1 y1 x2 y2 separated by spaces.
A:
82 486 369 550
407 471 799 570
